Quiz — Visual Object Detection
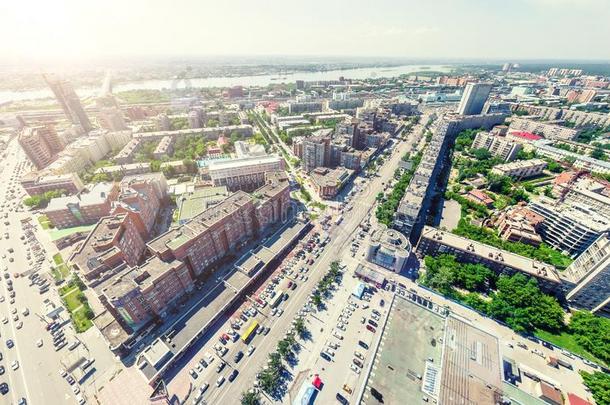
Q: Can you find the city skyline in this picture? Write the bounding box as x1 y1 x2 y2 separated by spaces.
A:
2 0 610 63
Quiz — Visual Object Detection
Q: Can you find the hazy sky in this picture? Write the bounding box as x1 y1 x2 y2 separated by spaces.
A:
2 0 609 63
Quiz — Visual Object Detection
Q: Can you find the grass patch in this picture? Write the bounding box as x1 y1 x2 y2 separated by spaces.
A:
38 215 53 230
53 253 64 265
71 306 93 332
535 329 608 367
59 278 94 333
63 288 82 311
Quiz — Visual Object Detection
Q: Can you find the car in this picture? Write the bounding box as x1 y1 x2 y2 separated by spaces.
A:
234 351 244 363
12 314 18 321
336 392 349 405
16 321 23 329
59 369 68 378
353 358 363 368
370 387 384 402
2 318 7 325
366 324 376 333
320 351 332 361
11 360 19 370
189 369 198 379
72 386 80 395
372 309 381 317
358 340 369 350
204 353 214 365
261 326 270 335
10 308 16 315
216 376 225 387
6 339 13 348
324 348 336 357
332 330 344 340
246 345 256 356
0 366 4 375
354 351 364 360
368 319 378 328
216 361 226 373
68 341 81 351
350 364 361 374
517 342 528 349
0 382 8 395
228 369 239 382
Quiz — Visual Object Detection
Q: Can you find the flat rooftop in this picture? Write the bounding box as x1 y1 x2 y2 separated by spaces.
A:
419 226 561 283
364 295 445 404
207 154 282 172
439 316 502 405
70 214 128 277
177 186 229 224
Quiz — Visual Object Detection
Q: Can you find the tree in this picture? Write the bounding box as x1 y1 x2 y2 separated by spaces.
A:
568 311 610 364
240 391 261 405
294 318 307 338
590 147 606 160
277 339 291 360
471 148 492 160
580 371 610 405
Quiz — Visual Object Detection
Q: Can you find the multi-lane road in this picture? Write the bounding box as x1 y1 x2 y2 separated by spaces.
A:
160 113 427 404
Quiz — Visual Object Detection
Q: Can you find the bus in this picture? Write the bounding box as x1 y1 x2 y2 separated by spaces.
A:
241 320 259 343
270 290 285 309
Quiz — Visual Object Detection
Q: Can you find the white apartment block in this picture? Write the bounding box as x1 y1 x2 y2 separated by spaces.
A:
563 178 610 219
530 197 610 257
534 140 610 174
472 132 522 162
208 154 285 191
509 118 579 140
491 159 547 179
563 233 610 317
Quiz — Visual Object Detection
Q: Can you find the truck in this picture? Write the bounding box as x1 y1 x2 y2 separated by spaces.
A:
556 358 573 370
335 215 343 225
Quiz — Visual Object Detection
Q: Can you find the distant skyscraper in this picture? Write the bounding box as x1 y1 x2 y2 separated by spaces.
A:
43 74 93 131
457 83 493 115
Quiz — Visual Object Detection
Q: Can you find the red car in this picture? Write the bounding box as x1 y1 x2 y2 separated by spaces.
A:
366 324 376 333
287 281 293 289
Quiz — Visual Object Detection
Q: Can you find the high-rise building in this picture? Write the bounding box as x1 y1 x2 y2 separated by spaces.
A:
563 233 610 317
43 74 92 131
18 125 64 169
457 83 493 115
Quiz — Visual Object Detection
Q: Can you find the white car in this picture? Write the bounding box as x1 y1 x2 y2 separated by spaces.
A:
246 345 256 356
36 339 43 347
16 321 23 329
332 330 344 340
11 360 19 370
350 364 360 374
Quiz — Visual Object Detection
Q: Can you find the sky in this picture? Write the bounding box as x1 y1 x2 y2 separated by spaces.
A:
1 0 609 64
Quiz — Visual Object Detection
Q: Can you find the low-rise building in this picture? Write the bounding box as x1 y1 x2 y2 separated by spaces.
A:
465 189 494 207
207 154 285 191
309 167 353 199
94 163 152 178
43 182 119 229
491 159 547 179
472 132 522 162
509 117 579 140
153 136 174 159
365 225 411 272
416 226 562 292
494 205 544 246
20 172 85 196
534 140 610 174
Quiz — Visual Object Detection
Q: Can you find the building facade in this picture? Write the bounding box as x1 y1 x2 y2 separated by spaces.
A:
457 83 492 115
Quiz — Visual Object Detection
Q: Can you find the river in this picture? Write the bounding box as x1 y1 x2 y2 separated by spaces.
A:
0 64 452 104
